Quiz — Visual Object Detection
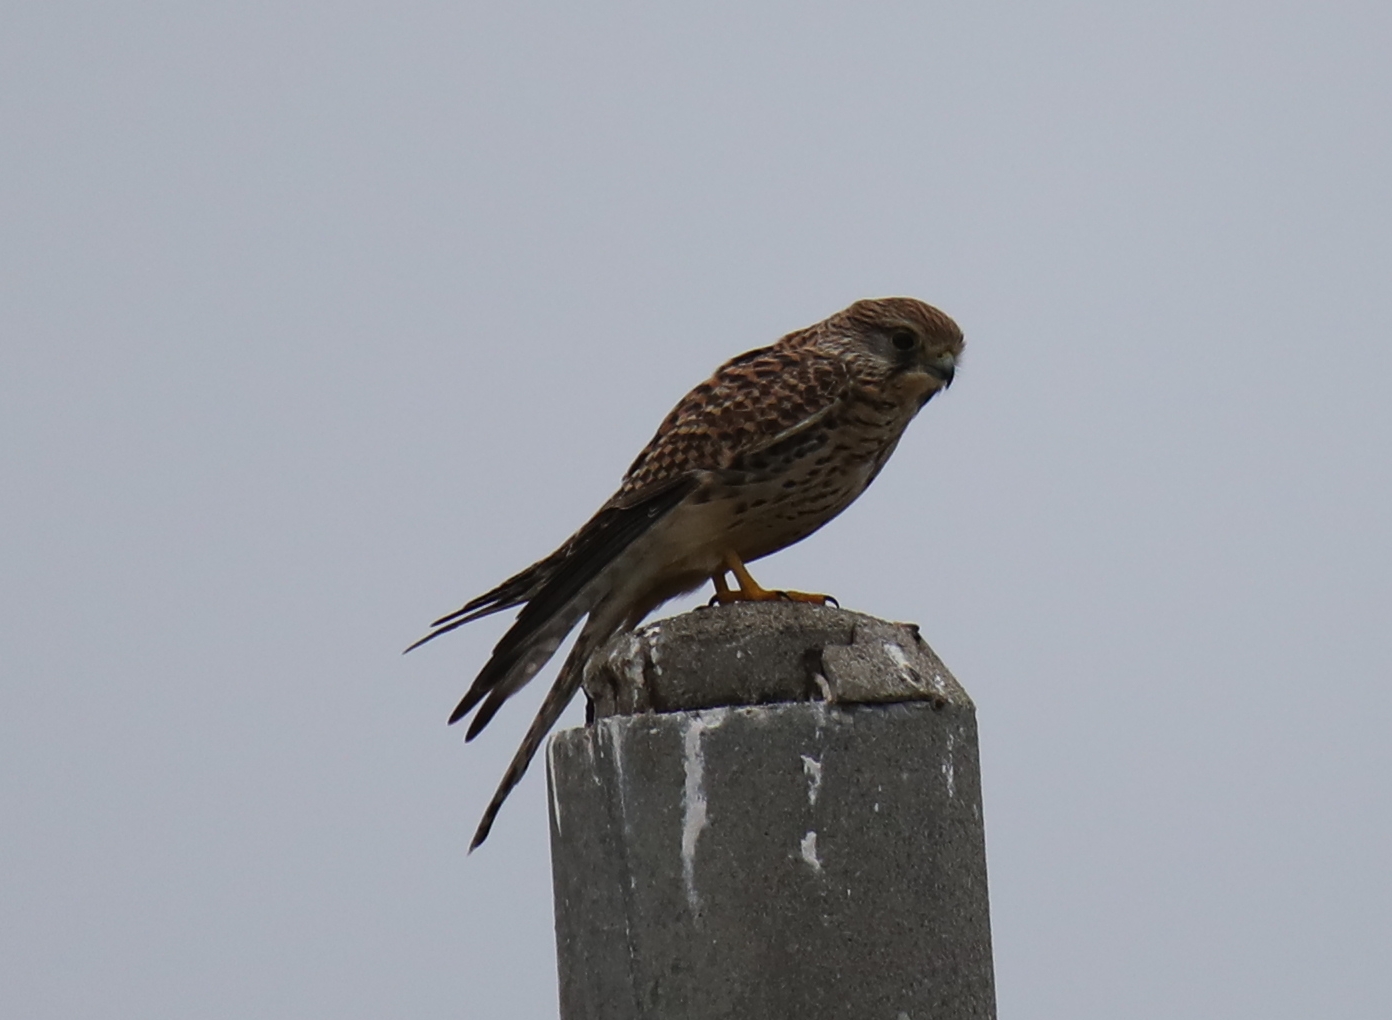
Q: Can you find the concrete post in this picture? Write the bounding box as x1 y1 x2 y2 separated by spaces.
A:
546 602 995 1020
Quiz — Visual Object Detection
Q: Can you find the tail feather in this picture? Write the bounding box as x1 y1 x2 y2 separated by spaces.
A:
465 684 518 742
405 478 692 658
432 544 572 627
468 615 615 851
405 477 697 849
404 553 563 654
449 600 589 729
481 479 693 665
423 478 695 735
447 595 589 726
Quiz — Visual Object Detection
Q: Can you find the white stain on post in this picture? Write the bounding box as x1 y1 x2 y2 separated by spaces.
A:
801 754 823 807
942 730 957 799
800 831 823 872
885 641 912 671
681 709 726 914
610 633 646 690
885 640 946 696
545 738 563 837
605 720 633 832
646 627 664 677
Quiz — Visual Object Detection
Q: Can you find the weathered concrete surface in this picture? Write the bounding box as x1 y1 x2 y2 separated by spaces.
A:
549 602 995 1020
584 602 970 717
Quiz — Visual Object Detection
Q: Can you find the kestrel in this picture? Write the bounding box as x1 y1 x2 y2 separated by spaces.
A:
410 297 963 849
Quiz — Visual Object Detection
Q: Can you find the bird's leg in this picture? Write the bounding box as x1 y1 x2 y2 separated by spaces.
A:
708 571 735 605
708 551 837 606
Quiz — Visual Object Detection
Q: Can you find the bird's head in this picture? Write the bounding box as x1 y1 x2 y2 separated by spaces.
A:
823 297 963 406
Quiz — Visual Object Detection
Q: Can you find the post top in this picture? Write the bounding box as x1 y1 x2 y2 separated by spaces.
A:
583 601 971 719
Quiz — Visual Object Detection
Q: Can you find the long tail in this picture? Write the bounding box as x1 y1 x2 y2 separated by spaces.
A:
468 611 622 851
430 479 692 736
405 477 696 848
403 547 568 654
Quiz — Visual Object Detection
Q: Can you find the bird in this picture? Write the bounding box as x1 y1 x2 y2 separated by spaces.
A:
409 297 963 849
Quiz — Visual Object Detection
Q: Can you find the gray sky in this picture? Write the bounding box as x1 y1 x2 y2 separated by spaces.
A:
3 2 1390 1017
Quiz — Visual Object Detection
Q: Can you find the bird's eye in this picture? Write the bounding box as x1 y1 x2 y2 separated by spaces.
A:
890 330 916 351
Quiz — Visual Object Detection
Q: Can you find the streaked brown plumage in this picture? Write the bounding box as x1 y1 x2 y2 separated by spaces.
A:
409 297 964 849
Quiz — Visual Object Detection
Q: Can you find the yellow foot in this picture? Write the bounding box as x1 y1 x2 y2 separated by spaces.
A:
707 551 839 607
707 587 837 606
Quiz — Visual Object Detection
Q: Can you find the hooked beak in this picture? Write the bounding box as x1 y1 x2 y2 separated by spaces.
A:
925 352 956 387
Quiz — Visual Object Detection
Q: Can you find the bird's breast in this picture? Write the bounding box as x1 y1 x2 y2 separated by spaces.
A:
607 391 921 609
699 399 912 560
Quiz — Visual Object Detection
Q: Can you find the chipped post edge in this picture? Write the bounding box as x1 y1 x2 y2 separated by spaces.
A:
547 601 996 1020
581 601 973 717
